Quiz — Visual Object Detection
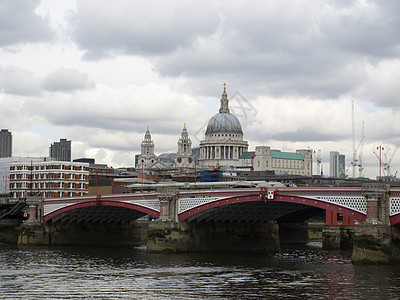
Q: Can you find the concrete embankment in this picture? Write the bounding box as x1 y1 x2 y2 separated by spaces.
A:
0 219 23 244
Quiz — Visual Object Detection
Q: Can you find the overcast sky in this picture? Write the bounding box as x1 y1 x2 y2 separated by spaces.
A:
1 0 400 178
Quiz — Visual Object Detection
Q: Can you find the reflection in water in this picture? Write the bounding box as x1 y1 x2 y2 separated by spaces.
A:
0 242 399 299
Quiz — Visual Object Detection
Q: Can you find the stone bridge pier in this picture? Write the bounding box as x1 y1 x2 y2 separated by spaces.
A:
18 196 50 245
352 184 400 264
147 188 280 253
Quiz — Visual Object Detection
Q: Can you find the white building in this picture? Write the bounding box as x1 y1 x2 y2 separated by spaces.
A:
0 157 45 197
240 146 312 176
175 124 194 169
199 85 248 168
136 126 158 169
9 160 89 200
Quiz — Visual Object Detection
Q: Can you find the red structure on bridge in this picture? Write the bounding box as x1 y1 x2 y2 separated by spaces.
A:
38 185 400 225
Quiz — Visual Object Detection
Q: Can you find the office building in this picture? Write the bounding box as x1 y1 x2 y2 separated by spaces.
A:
330 151 346 178
0 129 12 158
49 138 71 161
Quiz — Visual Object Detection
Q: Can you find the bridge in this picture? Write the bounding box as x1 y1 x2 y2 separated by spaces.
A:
19 183 400 264
38 186 400 225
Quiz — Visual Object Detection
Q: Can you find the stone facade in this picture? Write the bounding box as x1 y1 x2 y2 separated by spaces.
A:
199 86 248 168
137 126 158 169
240 146 312 176
175 124 194 169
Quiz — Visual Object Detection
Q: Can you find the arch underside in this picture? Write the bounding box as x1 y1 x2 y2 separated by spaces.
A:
47 206 146 224
183 201 324 223
180 194 366 223
44 201 160 224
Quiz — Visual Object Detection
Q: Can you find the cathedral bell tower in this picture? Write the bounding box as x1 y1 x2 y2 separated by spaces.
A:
137 126 158 169
175 124 194 169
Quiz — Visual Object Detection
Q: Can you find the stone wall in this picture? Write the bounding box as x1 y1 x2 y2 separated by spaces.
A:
147 220 280 253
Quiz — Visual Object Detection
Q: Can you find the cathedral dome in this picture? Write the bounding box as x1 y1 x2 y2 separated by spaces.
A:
205 84 243 135
205 112 243 134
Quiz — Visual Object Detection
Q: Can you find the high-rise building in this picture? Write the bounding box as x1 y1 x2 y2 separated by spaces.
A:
338 154 346 178
0 129 12 158
330 151 346 178
329 151 339 177
49 138 71 161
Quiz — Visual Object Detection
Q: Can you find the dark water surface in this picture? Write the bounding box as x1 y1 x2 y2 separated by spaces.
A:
1 242 399 299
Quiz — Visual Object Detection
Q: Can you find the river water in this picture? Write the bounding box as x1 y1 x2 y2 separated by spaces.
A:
1 242 399 299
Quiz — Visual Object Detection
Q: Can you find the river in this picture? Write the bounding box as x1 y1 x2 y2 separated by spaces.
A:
1 242 399 299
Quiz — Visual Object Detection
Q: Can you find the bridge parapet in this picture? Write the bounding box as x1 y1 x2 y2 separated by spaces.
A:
25 196 43 224
361 183 390 225
156 188 179 221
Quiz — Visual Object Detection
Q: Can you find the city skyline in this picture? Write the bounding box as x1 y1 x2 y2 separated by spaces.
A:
1 1 400 179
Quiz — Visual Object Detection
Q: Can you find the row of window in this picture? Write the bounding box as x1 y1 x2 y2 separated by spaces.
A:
10 173 88 180
11 191 87 199
11 165 89 171
10 182 87 189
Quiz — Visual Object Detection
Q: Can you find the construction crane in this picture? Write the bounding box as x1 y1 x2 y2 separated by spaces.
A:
357 121 365 177
315 149 322 176
351 101 357 178
383 139 400 177
350 101 365 178
373 146 385 180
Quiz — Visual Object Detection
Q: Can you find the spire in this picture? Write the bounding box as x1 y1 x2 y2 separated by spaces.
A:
181 123 188 138
144 126 152 141
219 83 229 113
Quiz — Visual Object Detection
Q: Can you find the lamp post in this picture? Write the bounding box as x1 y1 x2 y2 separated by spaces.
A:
194 158 197 190
3 175 8 202
307 147 313 186
251 153 254 187
377 145 384 181
141 162 144 193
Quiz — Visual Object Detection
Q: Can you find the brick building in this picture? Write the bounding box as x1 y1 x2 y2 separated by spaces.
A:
9 161 89 200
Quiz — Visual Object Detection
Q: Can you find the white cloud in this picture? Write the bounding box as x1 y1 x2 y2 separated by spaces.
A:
42 67 93 91
0 67 41 96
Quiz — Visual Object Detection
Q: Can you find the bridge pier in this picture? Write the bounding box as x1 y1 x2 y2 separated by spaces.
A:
279 223 309 244
18 196 50 245
352 184 400 264
148 188 280 252
147 219 280 253
322 226 354 250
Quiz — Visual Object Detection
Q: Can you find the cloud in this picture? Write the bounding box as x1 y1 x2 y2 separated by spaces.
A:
0 67 41 96
0 0 54 47
155 1 400 101
22 82 209 137
68 0 220 59
42 67 93 91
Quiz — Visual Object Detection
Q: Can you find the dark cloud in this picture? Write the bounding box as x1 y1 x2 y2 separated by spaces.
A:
155 1 400 100
65 0 400 103
0 0 54 47
68 0 220 59
42 67 93 92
